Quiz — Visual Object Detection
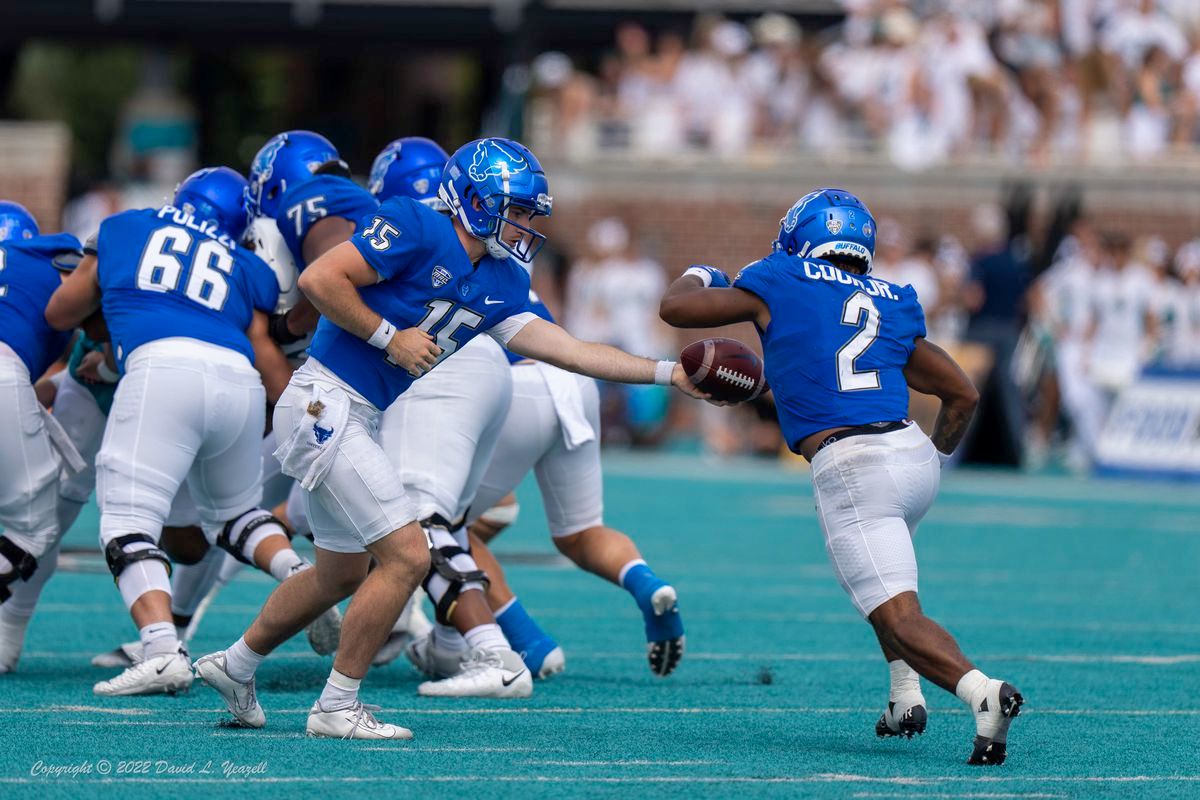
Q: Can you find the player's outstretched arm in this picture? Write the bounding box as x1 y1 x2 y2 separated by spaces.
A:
903 338 980 457
507 318 708 400
247 311 294 404
45 254 102 331
297 240 441 377
659 268 769 329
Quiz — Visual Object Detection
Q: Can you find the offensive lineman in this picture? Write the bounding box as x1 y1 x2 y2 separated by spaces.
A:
194 137 705 739
462 292 686 679
45 168 295 696
0 202 85 673
658 189 1024 766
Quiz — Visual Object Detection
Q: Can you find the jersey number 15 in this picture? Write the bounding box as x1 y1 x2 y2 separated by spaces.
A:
136 226 233 311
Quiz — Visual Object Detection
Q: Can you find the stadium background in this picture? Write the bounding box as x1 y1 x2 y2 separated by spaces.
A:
1 1 1199 796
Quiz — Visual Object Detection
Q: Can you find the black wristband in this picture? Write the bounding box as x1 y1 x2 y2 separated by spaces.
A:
268 313 304 345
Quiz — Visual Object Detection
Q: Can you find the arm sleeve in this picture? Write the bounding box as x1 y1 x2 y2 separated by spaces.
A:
487 312 540 346
348 198 428 282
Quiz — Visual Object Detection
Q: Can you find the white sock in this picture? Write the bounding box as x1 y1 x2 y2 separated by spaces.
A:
318 668 360 710
617 559 647 586
224 636 266 683
267 549 308 583
463 623 508 653
888 659 922 703
139 622 179 661
434 623 468 651
956 669 1002 737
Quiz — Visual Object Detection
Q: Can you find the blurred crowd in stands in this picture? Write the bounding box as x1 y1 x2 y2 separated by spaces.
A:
526 0 1200 168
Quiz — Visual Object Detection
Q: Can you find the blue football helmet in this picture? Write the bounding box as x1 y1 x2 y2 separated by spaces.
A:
369 137 449 210
247 130 344 219
0 201 39 242
174 167 252 241
773 188 876 272
438 137 552 262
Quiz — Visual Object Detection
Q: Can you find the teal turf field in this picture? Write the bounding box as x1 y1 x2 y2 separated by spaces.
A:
2 453 1199 798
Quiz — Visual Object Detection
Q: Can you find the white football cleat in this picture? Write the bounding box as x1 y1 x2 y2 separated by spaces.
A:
91 640 144 669
536 645 566 679
194 651 265 728
0 612 31 674
372 591 433 666
94 647 193 696
306 605 342 656
876 691 928 739
417 647 532 698
306 700 413 740
405 630 469 678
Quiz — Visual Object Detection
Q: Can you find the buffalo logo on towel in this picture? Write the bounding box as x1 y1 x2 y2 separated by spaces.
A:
312 423 335 445
432 265 452 288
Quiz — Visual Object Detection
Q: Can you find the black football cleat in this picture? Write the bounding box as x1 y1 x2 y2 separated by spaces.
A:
876 700 928 738
967 681 1024 765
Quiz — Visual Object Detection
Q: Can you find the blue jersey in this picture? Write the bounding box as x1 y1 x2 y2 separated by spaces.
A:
308 197 538 410
95 207 280 371
275 176 379 268
733 253 925 450
505 290 554 364
0 233 81 377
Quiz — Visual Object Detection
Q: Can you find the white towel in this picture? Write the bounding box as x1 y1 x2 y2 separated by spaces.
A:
273 386 350 491
41 407 86 475
539 364 596 451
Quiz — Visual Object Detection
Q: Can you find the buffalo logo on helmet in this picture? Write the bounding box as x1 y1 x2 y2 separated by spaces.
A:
369 149 397 196
412 178 430 196
863 222 873 237
251 136 286 187
431 265 452 288
468 140 529 183
781 190 823 233
826 218 843 235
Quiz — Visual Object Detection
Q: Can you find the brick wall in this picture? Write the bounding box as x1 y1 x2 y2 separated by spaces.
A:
0 122 72 230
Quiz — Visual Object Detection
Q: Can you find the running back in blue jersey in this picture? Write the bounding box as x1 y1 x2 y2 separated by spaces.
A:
733 252 926 450
505 290 554 364
274 175 379 268
0 233 82 377
307 196 537 409
94 206 280 371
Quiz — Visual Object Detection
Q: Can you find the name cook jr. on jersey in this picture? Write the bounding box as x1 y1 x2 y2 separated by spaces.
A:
733 252 926 451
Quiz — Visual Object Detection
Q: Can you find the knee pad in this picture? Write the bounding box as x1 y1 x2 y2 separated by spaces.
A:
217 509 290 566
0 536 39 604
421 521 489 625
102 533 172 584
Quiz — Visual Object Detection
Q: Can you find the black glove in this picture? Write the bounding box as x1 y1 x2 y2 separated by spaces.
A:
268 312 305 346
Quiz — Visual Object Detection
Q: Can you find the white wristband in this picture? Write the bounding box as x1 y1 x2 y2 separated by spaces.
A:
683 266 714 287
367 318 397 349
654 360 676 386
96 361 120 383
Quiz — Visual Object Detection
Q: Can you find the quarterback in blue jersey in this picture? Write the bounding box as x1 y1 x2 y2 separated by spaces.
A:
463 290 687 679
45 167 321 698
195 137 704 740
660 189 1024 766
248 130 379 345
0 202 85 673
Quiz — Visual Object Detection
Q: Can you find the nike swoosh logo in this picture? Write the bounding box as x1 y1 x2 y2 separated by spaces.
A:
501 670 527 687
156 663 171 675
484 297 503 305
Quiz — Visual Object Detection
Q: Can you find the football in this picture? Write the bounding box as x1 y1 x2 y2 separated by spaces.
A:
679 337 768 403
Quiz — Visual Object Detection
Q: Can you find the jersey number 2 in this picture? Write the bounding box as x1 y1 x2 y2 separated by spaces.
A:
136 226 233 311
836 291 881 391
